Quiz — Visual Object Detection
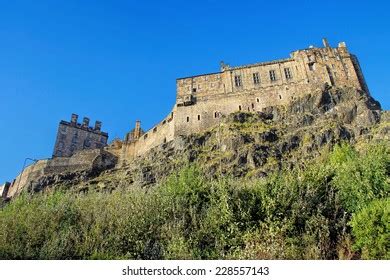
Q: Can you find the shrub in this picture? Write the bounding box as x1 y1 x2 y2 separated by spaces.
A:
350 198 390 259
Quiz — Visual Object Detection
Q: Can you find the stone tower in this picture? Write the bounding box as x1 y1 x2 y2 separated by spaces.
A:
53 114 109 157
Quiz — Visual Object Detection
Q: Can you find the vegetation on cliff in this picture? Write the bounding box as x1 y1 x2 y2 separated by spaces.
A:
0 142 388 260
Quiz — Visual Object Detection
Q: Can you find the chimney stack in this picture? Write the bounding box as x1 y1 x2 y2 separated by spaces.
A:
71 113 78 124
82 117 90 127
338 42 347 48
322 38 330 48
94 121 102 131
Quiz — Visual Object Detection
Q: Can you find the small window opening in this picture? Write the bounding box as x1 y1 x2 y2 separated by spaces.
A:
253 72 260 85
186 116 190 122
269 70 277 82
198 115 201 121
192 88 197 93
239 105 242 111
251 103 254 109
256 98 260 103
284 68 292 79
279 95 282 99
234 75 242 87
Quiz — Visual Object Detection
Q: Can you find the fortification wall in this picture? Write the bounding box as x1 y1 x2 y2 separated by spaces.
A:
6 149 117 198
121 40 369 161
6 160 49 198
174 80 316 135
0 182 11 199
122 110 176 159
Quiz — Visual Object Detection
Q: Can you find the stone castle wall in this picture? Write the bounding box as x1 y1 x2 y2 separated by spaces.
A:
121 110 176 159
5 149 117 198
119 40 370 163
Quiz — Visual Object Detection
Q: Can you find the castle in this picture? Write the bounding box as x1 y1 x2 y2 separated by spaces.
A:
1 38 370 199
120 38 369 162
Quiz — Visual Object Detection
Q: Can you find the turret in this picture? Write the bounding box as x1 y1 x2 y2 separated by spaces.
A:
134 120 141 139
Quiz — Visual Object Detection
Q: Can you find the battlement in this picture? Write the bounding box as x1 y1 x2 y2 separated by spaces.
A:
53 114 109 158
175 39 367 102
62 114 108 136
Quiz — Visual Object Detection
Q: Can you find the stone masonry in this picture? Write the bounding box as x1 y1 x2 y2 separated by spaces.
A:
0 38 372 199
53 114 109 158
121 39 370 161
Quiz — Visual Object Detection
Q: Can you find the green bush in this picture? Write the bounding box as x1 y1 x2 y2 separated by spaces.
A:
350 198 390 259
0 142 388 259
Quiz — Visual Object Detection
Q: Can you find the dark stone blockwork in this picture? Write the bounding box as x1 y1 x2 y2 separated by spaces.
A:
53 114 109 158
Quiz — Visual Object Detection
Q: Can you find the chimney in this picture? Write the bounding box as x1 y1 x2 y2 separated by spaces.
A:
82 117 90 127
71 113 78 124
134 120 141 139
94 121 102 131
338 42 347 48
322 38 330 48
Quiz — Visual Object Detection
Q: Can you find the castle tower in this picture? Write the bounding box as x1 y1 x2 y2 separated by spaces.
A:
52 114 109 158
134 120 141 139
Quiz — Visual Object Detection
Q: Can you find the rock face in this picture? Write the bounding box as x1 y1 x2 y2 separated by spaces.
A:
4 86 389 196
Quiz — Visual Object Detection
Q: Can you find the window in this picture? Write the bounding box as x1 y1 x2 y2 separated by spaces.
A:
192 88 197 93
198 115 201 121
251 103 255 109
256 98 260 103
186 116 190 122
253 72 260 85
284 68 292 80
239 105 242 111
234 75 242 87
214 112 218 118
269 70 277 82
308 63 314 71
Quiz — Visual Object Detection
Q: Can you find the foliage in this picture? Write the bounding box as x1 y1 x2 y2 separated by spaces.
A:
0 142 388 259
350 198 389 259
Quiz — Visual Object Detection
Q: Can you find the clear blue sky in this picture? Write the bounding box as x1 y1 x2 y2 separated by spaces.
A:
0 0 389 182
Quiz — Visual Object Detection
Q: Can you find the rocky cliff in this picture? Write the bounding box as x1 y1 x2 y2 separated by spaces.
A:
5 86 389 196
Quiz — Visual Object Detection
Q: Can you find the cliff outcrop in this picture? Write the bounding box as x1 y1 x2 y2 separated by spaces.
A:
7 86 387 196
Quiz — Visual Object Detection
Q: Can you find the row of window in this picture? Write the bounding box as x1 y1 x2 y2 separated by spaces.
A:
234 68 293 87
183 92 289 123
